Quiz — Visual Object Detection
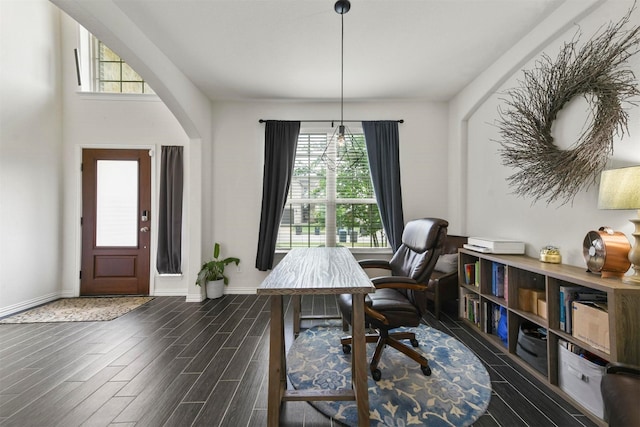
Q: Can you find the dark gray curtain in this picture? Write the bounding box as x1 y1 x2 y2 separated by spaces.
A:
156 146 183 274
256 120 300 271
362 121 405 252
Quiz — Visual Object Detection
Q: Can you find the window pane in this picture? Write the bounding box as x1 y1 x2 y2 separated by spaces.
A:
96 160 138 247
100 62 121 81
100 44 119 61
336 203 386 248
99 81 121 93
290 134 327 199
122 82 143 94
122 63 142 81
143 82 155 94
277 203 326 248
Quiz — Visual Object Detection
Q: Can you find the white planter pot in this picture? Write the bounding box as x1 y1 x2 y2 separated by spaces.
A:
205 279 225 299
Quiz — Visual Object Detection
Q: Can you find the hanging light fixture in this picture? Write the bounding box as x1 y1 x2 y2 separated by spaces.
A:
320 0 365 171
335 0 350 145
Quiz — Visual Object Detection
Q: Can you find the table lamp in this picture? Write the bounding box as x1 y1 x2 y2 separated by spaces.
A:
598 165 640 284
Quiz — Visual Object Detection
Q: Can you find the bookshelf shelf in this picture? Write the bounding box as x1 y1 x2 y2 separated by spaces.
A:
458 249 640 425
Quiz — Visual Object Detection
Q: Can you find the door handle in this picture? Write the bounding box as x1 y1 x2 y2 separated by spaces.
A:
140 227 149 232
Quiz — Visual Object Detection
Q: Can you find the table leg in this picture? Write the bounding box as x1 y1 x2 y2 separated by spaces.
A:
267 295 285 427
351 294 370 427
292 295 301 336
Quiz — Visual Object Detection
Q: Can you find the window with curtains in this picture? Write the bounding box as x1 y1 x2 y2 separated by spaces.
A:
276 131 388 249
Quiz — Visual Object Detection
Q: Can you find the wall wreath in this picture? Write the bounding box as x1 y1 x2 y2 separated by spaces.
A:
496 6 640 205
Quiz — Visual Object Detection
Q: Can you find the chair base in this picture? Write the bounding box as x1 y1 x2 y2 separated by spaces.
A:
341 329 431 381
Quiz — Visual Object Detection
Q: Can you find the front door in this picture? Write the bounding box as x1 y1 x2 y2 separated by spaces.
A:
81 149 151 295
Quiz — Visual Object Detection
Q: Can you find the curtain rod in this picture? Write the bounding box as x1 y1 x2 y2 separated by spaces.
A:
258 119 404 124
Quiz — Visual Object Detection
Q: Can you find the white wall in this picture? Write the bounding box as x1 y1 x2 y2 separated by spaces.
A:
0 0 64 315
210 100 449 292
453 0 640 269
58 14 191 298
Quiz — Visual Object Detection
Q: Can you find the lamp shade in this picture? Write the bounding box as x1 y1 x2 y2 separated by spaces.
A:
598 166 640 210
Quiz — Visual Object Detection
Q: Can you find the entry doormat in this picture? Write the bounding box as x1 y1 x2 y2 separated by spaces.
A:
287 325 491 426
0 297 154 323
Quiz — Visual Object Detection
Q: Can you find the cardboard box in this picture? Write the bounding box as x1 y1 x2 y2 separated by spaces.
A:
572 301 609 354
537 298 547 319
518 288 545 315
558 343 605 418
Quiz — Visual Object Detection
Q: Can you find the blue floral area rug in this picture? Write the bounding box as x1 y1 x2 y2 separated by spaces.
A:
287 325 491 426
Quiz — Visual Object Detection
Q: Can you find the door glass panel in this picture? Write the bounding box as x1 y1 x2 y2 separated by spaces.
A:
96 160 138 247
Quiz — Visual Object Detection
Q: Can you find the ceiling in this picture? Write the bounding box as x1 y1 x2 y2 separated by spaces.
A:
109 0 565 102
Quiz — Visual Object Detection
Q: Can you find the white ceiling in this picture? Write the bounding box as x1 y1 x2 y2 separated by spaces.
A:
110 0 565 101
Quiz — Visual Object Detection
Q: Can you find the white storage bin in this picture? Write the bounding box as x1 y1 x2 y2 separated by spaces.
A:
558 343 606 419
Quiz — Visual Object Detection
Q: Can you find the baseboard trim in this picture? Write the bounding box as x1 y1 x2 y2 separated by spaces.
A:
153 290 188 297
0 292 62 318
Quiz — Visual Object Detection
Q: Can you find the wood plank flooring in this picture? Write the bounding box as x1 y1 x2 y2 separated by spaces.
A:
0 295 599 426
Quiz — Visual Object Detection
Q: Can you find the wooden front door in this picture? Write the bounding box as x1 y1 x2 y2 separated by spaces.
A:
81 149 151 295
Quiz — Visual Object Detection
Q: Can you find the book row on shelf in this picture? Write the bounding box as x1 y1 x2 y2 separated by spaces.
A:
461 294 507 346
463 261 509 300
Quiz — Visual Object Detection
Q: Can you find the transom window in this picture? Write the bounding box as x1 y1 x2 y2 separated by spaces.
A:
76 25 154 94
276 131 388 249
93 38 154 94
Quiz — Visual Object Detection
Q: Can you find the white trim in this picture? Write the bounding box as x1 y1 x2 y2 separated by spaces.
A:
75 92 161 102
0 292 62 318
153 289 187 297
186 293 206 302
222 288 258 295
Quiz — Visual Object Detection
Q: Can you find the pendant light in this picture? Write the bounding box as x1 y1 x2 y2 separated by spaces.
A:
335 0 350 145
320 0 364 171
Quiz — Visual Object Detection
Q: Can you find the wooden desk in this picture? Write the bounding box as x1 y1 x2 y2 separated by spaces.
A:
257 247 375 427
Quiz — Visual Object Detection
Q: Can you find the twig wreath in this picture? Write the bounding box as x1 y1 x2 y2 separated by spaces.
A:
496 4 640 205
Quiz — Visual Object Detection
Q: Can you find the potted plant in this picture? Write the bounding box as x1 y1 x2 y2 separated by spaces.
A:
196 242 240 299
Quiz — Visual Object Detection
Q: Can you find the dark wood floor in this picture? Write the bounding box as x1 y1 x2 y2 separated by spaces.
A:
0 295 599 426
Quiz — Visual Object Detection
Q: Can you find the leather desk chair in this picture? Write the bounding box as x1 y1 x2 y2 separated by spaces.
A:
338 217 448 381
601 362 640 426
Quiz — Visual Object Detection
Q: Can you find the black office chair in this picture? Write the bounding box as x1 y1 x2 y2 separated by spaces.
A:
601 362 640 426
339 217 448 381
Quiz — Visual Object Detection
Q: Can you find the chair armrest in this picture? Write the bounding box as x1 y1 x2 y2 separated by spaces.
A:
606 362 640 376
371 276 427 291
359 259 392 270
431 270 457 282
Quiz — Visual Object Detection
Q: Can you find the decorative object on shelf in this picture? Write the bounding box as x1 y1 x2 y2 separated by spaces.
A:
583 227 631 279
496 6 640 205
319 0 366 171
540 245 562 263
598 165 640 284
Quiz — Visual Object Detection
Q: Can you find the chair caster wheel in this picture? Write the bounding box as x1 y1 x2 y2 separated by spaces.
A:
421 365 432 376
371 369 382 381
410 338 419 347
342 344 351 354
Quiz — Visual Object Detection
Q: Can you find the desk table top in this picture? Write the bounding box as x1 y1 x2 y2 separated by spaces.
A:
257 247 375 295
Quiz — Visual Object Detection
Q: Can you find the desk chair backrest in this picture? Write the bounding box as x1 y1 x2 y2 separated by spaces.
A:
390 217 449 283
